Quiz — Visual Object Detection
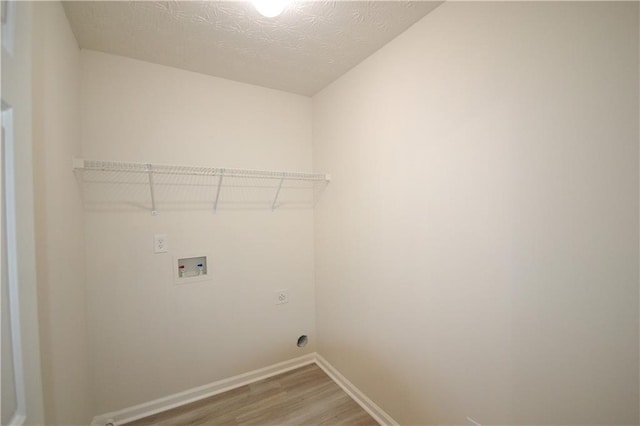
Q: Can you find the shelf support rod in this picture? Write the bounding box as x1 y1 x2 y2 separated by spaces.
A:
272 176 285 211
146 163 158 216
214 169 224 213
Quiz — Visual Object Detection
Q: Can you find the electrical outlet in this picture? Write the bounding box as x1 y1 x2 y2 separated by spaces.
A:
275 289 289 305
154 234 168 253
466 417 481 426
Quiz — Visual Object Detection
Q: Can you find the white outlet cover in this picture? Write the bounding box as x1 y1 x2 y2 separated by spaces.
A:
275 289 289 305
154 234 168 253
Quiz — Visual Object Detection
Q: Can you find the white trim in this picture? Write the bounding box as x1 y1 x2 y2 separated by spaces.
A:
6 414 24 426
314 354 398 426
2 106 27 426
1 0 16 55
91 354 316 426
90 353 399 426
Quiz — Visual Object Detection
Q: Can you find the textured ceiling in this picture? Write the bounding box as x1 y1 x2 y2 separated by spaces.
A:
63 1 441 96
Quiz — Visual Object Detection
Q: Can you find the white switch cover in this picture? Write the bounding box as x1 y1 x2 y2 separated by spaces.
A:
275 289 289 305
154 234 168 253
466 417 481 426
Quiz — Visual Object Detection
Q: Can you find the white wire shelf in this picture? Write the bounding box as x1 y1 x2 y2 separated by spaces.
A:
73 158 330 215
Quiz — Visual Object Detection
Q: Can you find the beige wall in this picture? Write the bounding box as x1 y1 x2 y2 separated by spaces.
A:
80 50 316 414
32 2 92 425
313 2 639 424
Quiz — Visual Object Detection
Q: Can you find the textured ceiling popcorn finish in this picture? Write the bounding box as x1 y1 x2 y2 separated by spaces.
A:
63 1 441 96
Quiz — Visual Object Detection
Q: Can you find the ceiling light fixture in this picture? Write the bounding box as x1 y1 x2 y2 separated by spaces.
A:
252 0 289 18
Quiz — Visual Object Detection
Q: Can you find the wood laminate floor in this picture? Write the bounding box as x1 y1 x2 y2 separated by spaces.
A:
123 364 379 425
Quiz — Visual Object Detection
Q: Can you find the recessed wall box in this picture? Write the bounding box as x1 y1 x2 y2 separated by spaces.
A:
174 255 209 284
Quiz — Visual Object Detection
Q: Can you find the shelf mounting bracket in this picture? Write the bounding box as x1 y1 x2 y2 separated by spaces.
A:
214 169 224 213
271 176 285 211
146 163 158 216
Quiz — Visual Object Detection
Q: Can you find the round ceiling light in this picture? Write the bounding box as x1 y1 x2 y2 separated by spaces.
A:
252 0 289 18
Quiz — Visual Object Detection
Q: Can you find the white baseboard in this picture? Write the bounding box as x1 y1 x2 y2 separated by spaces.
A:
91 353 316 426
91 352 398 426
314 354 399 426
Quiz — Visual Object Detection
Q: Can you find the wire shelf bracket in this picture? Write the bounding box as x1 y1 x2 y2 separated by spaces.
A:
213 169 225 213
271 176 285 211
146 163 159 216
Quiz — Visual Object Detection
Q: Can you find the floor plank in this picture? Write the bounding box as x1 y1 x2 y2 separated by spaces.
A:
123 364 379 425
